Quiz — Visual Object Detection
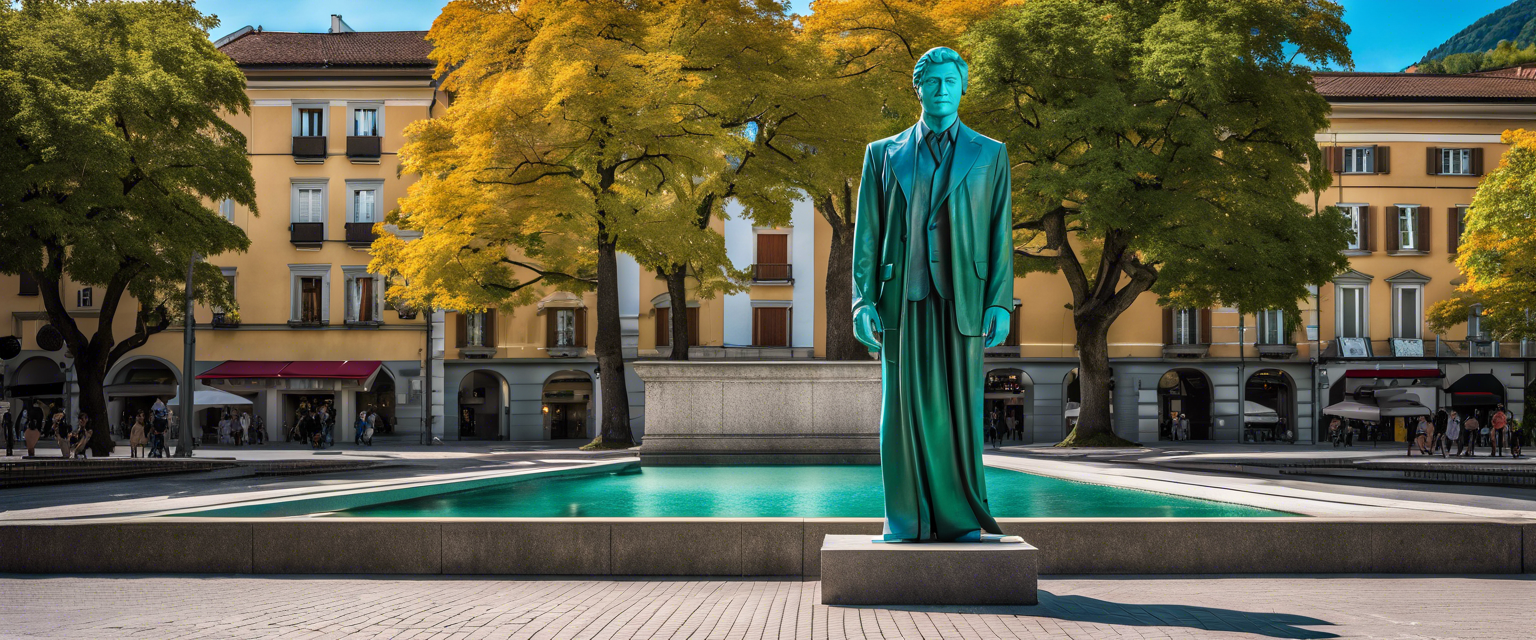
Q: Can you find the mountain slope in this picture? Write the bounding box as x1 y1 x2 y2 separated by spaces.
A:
1421 0 1536 62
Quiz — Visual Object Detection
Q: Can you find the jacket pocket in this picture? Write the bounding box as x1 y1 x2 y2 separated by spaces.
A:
974 259 988 279
880 264 894 281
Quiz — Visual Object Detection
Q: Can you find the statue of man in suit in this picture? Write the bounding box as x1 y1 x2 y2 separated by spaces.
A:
851 47 1018 543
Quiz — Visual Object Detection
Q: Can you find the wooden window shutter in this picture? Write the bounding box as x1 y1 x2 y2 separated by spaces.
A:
1361 206 1374 252
1472 148 1485 176
1198 309 1212 344
655 307 669 348
686 306 700 346
1374 145 1390 173
1385 206 1400 252
1162 308 1174 344
1426 147 1440 175
1418 208 1431 254
483 310 495 348
456 312 468 348
1449 206 1464 254
545 310 557 348
1327 146 1344 173
575 308 587 348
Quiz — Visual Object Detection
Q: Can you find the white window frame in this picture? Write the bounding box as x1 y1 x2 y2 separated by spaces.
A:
345 180 384 224
1396 205 1419 251
466 312 488 347
1257 310 1286 345
292 102 328 137
1391 284 1422 340
288 264 331 324
216 266 237 314
291 178 330 232
341 266 382 324
76 287 92 308
1441 148 1472 176
1335 284 1368 340
219 198 235 221
1338 203 1364 250
553 309 576 347
1172 308 1199 345
1342 147 1373 174
347 102 384 137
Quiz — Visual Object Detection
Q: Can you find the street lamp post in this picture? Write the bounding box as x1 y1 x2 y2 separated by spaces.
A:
422 307 434 445
175 252 198 457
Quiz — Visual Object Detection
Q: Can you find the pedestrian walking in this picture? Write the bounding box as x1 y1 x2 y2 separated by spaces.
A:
1004 413 1018 443
1462 412 1480 457
69 413 92 458
1177 413 1190 441
1491 405 1510 457
355 410 368 446
1432 409 1449 455
1412 415 1431 456
253 415 266 445
23 408 41 457
239 411 251 446
50 407 68 458
128 411 148 458
1446 410 1463 456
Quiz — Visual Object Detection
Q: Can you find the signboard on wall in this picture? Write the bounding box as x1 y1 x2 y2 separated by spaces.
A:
1337 338 1370 358
1391 338 1424 358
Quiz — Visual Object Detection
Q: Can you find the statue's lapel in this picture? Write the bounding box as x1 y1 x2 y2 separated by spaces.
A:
886 125 918 202
938 124 983 209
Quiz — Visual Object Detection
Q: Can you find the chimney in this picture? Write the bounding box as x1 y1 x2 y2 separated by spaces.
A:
329 14 354 34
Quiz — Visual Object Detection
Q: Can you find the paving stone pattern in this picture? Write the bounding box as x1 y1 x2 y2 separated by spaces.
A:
3 574 1533 639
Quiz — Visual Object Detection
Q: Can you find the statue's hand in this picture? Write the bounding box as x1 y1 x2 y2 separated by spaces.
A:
853 305 884 350
982 306 1010 348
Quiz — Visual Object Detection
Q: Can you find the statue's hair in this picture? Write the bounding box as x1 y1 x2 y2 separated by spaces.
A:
912 47 968 94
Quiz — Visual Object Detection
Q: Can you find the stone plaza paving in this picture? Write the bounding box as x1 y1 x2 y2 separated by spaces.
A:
2 574 1532 639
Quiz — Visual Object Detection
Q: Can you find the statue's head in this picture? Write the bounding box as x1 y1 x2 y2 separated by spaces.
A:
912 46 969 119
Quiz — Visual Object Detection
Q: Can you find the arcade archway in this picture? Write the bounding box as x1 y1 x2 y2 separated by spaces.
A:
985 368 1032 443
457 370 507 440
542 370 593 440
1244 369 1297 443
1158 368 1213 440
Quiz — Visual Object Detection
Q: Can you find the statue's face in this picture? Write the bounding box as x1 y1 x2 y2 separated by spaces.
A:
915 61 963 118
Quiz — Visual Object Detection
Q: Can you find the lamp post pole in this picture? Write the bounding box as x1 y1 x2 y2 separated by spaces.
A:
422 307 434 445
175 252 198 457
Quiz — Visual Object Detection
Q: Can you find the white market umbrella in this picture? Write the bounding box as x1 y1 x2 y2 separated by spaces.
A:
1380 397 1433 418
1322 400 1378 421
1243 401 1280 424
168 385 253 412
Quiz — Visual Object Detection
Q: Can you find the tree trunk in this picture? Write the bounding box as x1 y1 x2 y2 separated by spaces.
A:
74 353 114 456
1061 316 1137 447
819 193 870 361
664 263 689 361
593 234 634 447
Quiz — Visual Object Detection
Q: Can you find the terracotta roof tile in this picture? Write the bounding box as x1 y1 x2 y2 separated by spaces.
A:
218 30 432 68
1313 72 1536 102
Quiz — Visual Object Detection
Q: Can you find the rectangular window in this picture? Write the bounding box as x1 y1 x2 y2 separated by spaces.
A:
1340 205 1362 250
18 272 38 296
1257 310 1286 345
1441 148 1471 175
353 108 379 136
1393 286 1421 339
298 108 325 137
554 309 576 347
1337 286 1366 339
1172 308 1200 345
299 276 324 323
295 188 324 223
755 232 790 281
347 274 376 323
219 199 234 221
76 287 92 308
1342 147 1373 173
1397 206 1419 250
352 189 376 223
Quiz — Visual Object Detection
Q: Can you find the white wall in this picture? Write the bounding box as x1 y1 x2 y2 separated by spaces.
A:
722 201 754 347
790 196 816 348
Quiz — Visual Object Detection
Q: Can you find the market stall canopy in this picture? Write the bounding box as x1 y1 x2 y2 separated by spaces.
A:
1243 401 1279 423
1445 373 1505 407
168 385 253 411
1322 401 1378 421
1379 396 1433 418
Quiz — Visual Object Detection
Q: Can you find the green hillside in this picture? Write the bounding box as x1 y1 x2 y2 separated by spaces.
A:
1420 0 1536 62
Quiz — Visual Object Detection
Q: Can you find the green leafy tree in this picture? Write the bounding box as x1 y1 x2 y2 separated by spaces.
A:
963 0 1353 446
0 0 254 454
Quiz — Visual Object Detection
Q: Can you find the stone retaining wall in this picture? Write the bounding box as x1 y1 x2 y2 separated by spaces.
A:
0 518 1527 575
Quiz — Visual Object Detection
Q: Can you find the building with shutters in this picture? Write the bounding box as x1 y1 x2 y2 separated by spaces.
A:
1 16 448 443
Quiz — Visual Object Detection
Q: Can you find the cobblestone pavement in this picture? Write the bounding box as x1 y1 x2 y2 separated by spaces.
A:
3 574 1532 639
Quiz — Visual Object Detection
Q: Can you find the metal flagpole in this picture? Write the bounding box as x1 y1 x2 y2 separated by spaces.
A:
175 253 198 457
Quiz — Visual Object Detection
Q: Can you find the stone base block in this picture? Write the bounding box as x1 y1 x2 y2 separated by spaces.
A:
819 534 1038 605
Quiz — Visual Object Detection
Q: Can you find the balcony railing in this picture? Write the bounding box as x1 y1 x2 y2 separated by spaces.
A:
346 136 381 159
292 136 326 158
753 263 792 282
290 222 324 246
344 222 377 247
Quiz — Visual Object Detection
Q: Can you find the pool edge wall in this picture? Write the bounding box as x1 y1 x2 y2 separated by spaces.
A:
0 518 1528 576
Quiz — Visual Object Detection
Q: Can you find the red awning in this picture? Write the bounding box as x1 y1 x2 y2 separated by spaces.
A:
1343 368 1443 379
198 360 382 381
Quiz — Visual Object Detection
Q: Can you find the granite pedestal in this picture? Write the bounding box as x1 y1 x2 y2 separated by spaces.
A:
819 534 1038 605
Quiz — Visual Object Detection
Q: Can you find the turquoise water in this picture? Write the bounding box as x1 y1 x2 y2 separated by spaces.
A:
328 465 1289 518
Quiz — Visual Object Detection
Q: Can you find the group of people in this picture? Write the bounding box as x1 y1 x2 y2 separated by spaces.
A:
1165 412 1192 441
984 409 1023 448
213 409 264 446
354 407 385 446
7 400 97 458
1409 404 1523 458
291 398 336 449
124 398 173 457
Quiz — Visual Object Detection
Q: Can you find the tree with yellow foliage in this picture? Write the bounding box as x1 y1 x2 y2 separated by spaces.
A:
374 0 797 445
1429 129 1536 344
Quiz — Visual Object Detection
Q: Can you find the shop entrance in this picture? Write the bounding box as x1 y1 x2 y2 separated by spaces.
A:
985 368 1032 443
542 370 592 440
1159 369 1213 440
1244 369 1297 443
356 369 396 435
457 370 506 440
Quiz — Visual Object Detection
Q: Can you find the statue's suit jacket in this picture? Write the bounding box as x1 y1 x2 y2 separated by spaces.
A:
851 122 1013 337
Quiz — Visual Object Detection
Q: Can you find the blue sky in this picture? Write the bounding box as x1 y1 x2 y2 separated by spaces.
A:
198 0 1517 72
